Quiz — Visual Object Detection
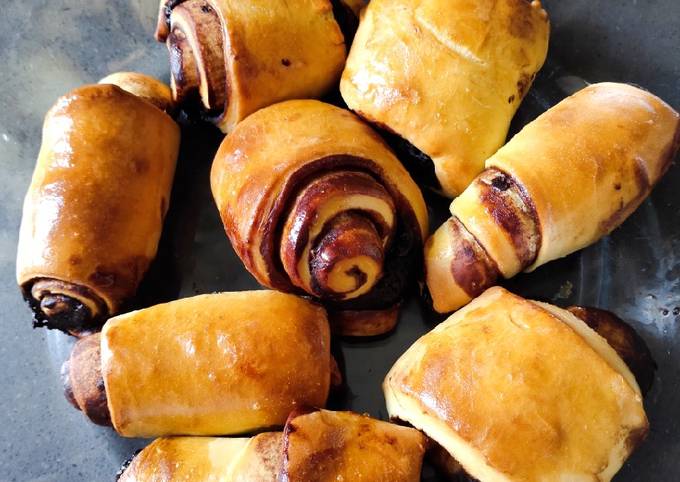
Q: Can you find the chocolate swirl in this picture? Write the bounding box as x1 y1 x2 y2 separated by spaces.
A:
211 100 428 336
426 83 680 314
155 0 347 133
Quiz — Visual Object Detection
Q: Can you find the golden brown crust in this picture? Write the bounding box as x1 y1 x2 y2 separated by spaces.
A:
99 72 175 113
16 84 180 331
426 82 680 313
211 100 428 335
340 0 550 197
568 306 657 397
101 291 331 437
64 333 111 426
119 411 422 481
385 287 648 482
281 409 426 482
491 83 680 270
157 0 346 133
118 436 253 481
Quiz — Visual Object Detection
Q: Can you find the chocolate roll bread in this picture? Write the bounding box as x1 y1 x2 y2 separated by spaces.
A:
118 409 426 481
154 0 347 133
210 100 428 336
16 75 180 335
385 287 650 482
340 0 550 197
63 291 332 437
426 82 680 313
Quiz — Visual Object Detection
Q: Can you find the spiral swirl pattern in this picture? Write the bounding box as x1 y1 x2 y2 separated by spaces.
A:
211 100 428 335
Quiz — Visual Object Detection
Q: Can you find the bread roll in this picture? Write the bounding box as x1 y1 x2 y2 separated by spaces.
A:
340 0 549 196
281 409 426 482
211 100 428 336
155 0 346 133
118 433 282 482
63 291 331 437
426 82 680 313
16 78 180 335
118 409 425 481
384 287 648 482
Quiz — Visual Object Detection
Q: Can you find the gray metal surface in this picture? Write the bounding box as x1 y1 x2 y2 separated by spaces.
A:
0 0 678 480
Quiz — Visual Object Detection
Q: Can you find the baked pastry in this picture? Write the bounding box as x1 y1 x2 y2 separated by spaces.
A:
426 82 680 313
340 0 550 197
210 100 428 336
384 287 649 482
62 291 331 437
118 433 283 482
117 409 426 481
154 0 347 133
16 75 180 335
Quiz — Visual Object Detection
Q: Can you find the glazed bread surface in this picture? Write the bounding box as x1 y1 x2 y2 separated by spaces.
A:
16 83 179 332
118 410 425 481
118 433 282 482
211 100 427 335
426 82 680 313
384 287 647 482
340 0 549 196
281 409 426 482
101 291 331 437
156 0 346 133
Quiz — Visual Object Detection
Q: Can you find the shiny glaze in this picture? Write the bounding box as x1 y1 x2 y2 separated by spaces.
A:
100 291 330 437
16 84 179 327
210 100 428 334
280 409 426 482
156 0 346 133
385 287 648 482
426 82 680 313
340 0 550 197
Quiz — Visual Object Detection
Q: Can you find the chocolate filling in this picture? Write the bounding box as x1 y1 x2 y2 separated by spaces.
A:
23 279 106 335
447 217 501 299
475 168 541 268
258 155 422 312
567 306 656 396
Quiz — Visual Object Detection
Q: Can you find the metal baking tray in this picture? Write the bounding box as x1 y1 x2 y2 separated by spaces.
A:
1 0 678 480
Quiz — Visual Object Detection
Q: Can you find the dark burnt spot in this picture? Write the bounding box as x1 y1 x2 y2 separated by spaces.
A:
598 159 651 235
200 2 212 14
491 173 511 191
516 72 535 100
89 269 116 288
132 157 149 174
624 425 649 453
614 182 622 190
281 58 291 67
448 218 500 298
508 94 516 104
